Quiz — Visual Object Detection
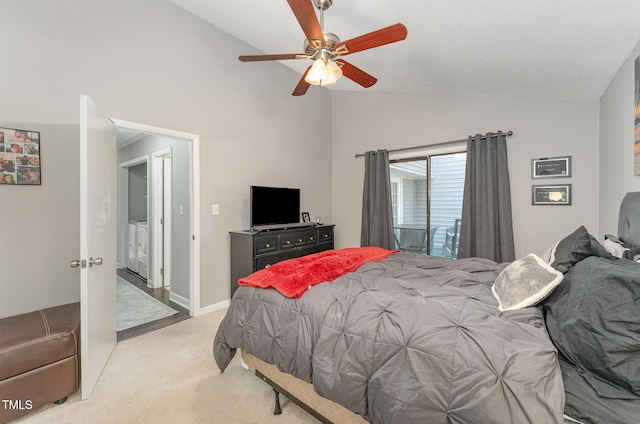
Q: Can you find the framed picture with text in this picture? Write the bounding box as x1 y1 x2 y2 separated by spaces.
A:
531 156 571 179
532 184 571 206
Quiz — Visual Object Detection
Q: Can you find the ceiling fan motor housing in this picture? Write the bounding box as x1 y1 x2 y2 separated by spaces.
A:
304 31 340 57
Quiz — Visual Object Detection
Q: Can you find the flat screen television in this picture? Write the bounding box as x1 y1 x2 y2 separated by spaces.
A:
250 185 300 228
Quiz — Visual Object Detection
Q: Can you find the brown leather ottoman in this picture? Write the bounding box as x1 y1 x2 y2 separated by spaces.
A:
0 302 80 423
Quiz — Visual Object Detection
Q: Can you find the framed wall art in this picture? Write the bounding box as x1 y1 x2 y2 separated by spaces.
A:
0 127 41 185
531 156 571 179
532 184 571 206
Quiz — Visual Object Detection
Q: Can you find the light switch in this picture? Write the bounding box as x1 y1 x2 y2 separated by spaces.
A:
180 205 184 216
212 204 219 215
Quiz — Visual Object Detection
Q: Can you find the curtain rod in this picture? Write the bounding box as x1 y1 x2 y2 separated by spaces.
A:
354 130 513 158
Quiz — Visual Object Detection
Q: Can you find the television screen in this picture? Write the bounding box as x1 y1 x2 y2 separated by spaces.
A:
251 186 300 227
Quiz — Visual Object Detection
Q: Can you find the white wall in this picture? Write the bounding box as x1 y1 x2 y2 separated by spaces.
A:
0 0 332 318
331 92 600 258
599 39 640 236
0 124 80 318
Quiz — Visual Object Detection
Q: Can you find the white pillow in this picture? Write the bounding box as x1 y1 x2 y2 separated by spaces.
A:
540 242 558 263
492 253 564 311
603 238 628 258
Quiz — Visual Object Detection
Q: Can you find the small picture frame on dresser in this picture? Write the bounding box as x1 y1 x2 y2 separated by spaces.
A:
302 212 311 222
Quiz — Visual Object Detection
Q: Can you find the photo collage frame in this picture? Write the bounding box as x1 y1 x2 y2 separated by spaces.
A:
0 127 41 185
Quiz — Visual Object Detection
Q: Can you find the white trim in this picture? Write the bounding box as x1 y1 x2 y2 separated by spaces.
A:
112 118 201 317
199 299 231 315
390 175 403 225
169 291 190 311
151 148 172 290
119 155 148 168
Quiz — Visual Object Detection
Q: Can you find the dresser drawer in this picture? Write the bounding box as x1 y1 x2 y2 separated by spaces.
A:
280 233 300 249
304 231 317 244
283 230 316 247
318 227 333 243
255 250 301 270
254 236 278 254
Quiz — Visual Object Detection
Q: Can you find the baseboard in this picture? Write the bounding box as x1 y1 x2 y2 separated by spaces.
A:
169 291 190 311
198 299 230 316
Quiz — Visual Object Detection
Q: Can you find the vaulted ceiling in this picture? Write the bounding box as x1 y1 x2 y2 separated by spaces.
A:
169 0 640 100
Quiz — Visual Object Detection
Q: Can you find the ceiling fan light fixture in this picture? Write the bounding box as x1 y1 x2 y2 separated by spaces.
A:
305 58 342 86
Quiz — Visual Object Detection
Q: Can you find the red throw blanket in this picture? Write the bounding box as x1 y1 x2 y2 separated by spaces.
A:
238 247 399 298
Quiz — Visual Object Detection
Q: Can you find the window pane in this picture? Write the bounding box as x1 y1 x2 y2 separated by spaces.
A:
389 153 466 258
430 153 466 259
389 160 427 254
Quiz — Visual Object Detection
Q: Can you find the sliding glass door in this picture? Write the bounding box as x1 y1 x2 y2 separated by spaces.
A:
390 152 466 258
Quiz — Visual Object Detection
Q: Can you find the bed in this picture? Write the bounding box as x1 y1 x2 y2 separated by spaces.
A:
213 193 640 424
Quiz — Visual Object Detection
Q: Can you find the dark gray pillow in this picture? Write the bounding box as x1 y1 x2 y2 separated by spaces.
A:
549 226 592 273
543 256 640 399
492 253 564 311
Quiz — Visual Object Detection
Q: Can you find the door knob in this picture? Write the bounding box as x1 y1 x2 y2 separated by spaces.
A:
70 259 86 268
89 257 104 267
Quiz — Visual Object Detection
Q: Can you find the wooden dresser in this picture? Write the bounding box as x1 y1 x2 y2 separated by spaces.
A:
229 224 335 297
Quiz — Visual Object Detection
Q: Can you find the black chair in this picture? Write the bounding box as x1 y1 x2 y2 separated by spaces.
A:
399 228 428 254
444 219 461 259
429 225 442 252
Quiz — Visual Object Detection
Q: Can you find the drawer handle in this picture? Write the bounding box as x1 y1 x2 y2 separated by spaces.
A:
323 234 328 238
298 239 303 242
265 244 270 248
285 241 291 245
265 264 271 268
309 237 314 241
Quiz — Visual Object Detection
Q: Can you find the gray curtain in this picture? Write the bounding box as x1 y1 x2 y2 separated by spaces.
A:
361 150 395 249
457 132 515 263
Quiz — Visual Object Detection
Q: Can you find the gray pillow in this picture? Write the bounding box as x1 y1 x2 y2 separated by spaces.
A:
492 253 564 311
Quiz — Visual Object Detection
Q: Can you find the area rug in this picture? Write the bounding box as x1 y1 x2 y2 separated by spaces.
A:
117 276 178 331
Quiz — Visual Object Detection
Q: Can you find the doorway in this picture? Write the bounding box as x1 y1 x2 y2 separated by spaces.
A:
116 153 185 341
113 119 201 339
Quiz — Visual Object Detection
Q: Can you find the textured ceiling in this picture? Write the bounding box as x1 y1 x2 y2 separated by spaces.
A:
168 0 640 100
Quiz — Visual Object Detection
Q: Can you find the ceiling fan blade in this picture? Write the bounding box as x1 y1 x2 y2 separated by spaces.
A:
292 66 312 96
335 23 407 55
287 0 326 48
239 53 305 62
338 60 377 88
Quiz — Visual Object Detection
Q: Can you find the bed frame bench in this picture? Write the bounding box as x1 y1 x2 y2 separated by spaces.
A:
0 302 80 423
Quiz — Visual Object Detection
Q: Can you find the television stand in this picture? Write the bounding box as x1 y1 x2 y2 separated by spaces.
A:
229 224 335 297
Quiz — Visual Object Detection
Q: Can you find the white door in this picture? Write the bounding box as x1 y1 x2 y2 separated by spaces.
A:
78 94 117 399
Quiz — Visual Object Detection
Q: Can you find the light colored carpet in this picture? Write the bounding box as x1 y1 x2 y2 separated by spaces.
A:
116 276 178 331
14 308 321 424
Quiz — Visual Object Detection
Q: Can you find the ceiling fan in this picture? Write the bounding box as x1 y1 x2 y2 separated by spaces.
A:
239 0 408 96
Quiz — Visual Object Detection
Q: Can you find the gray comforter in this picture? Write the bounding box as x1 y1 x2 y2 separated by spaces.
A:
214 253 564 423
